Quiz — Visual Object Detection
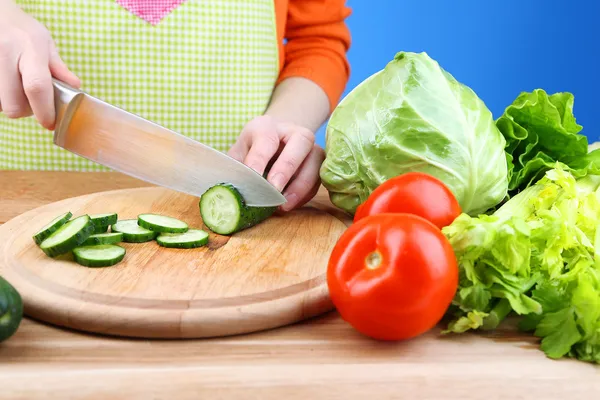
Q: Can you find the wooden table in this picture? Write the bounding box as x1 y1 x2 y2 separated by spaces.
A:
1 171 599 399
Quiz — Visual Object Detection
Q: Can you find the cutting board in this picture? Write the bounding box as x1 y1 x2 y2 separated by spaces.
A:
0 186 351 338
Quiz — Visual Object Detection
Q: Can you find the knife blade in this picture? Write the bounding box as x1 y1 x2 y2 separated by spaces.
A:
51 79 286 207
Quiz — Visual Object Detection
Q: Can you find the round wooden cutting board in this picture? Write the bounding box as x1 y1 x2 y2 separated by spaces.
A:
0 187 351 339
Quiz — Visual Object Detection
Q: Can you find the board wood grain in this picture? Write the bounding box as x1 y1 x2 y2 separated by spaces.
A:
0 185 351 338
2 172 600 399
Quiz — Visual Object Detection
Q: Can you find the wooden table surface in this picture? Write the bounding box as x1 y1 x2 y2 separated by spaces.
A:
1 171 599 400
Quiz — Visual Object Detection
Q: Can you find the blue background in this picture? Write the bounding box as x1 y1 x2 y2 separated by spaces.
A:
315 0 600 147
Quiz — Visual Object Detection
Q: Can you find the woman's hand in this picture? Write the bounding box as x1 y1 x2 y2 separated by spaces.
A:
0 1 80 130
228 115 325 212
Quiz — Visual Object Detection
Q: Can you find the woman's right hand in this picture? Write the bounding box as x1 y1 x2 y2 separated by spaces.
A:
0 1 80 130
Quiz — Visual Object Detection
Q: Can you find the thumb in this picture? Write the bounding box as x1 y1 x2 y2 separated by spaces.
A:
48 40 81 88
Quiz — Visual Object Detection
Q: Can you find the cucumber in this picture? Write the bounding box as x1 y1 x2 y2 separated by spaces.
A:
138 213 188 233
39 215 94 257
72 245 126 267
111 219 158 243
89 213 117 234
89 213 118 227
93 225 110 234
199 184 276 235
32 211 72 245
0 276 23 342
157 229 209 249
82 232 123 246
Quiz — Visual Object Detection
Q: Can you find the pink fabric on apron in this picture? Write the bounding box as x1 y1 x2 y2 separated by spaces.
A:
115 0 187 25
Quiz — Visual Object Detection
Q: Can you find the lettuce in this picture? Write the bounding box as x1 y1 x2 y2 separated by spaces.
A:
319 51 509 216
496 89 600 196
442 165 600 363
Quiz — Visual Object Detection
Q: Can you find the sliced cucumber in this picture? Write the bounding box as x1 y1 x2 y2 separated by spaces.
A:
32 211 73 245
138 213 188 233
157 229 209 249
72 245 126 267
93 225 109 234
82 232 123 246
199 184 276 235
39 215 94 257
89 213 118 227
89 213 117 234
111 219 158 243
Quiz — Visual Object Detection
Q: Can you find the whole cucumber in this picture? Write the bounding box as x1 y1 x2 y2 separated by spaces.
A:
0 276 23 342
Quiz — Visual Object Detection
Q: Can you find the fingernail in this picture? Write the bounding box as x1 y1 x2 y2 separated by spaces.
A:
271 173 286 191
282 193 298 211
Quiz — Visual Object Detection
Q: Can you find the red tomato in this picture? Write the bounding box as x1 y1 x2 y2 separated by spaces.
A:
354 172 461 229
327 213 458 341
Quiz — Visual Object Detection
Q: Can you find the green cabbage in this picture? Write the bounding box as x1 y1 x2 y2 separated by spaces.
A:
320 51 509 216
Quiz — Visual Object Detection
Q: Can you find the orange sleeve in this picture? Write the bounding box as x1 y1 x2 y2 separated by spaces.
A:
275 0 352 113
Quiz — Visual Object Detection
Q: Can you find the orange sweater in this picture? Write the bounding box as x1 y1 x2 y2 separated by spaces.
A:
274 0 352 112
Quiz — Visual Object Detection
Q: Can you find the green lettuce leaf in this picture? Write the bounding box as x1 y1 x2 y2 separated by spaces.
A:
496 89 600 196
442 210 541 334
521 266 600 360
442 164 600 364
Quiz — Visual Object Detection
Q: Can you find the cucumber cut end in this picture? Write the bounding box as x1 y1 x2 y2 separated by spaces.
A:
200 186 242 235
39 215 94 257
200 184 275 235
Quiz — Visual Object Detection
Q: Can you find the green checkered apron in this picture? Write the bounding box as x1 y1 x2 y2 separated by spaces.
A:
0 0 279 171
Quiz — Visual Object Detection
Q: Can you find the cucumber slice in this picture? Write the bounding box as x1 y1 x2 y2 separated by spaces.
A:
32 211 73 245
82 232 123 246
156 229 209 249
39 215 94 257
72 245 126 267
93 225 109 234
138 213 188 233
89 213 118 227
199 184 275 235
111 219 158 243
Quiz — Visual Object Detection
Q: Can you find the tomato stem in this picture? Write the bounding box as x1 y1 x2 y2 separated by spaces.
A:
365 250 382 270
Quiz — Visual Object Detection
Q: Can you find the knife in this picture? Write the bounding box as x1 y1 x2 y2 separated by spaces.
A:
51 79 286 207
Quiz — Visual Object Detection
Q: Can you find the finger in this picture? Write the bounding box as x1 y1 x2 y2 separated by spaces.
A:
266 128 314 192
0 39 31 118
48 40 80 88
227 135 251 162
19 39 55 129
280 145 325 212
242 129 281 176
229 116 273 164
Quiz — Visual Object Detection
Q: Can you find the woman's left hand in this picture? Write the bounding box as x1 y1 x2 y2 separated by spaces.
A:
228 115 325 212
